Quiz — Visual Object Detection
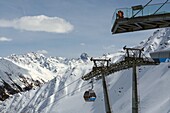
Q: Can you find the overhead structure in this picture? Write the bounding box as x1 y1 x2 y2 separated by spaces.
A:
111 0 170 34
82 47 159 81
82 46 160 113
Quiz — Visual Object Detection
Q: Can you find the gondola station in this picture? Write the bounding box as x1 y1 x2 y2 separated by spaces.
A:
150 50 170 63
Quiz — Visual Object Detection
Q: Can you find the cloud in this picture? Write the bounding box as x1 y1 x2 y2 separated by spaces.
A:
80 43 85 46
37 50 48 54
0 15 74 33
0 37 12 42
103 45 115 50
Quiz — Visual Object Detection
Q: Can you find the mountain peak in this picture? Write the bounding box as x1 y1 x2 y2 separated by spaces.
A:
80 53 89 61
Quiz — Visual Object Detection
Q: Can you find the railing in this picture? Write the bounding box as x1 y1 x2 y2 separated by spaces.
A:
112 2 170 22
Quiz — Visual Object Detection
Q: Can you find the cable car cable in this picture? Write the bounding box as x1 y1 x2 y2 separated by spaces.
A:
36 81 95 113
153 0 169 15
132 0 153 18
13 76 84 112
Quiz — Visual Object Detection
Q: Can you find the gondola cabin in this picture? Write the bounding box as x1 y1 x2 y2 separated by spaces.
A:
83 89 96 102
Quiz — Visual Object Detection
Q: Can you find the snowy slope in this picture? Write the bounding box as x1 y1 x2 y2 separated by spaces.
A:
0 53 54 101
1 28 170 113
0 52 90 101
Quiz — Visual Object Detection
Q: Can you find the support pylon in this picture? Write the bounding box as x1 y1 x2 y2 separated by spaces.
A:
132 61 139 113
90 58 112 113
102 72 112 113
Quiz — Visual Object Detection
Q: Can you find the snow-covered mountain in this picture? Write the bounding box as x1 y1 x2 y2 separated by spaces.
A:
1 28 170 113
0 52 92 101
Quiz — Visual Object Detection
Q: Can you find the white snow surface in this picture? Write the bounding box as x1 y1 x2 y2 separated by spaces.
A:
1 28 170 113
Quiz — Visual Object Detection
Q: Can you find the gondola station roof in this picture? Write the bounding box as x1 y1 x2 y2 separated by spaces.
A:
150 50 170 63
111 1 170 34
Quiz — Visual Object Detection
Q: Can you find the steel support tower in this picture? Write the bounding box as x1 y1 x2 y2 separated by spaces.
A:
132 61 138 113
82 47 159 113
91 58 112 113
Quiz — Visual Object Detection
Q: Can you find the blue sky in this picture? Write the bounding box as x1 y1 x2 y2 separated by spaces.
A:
0 0 166 58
